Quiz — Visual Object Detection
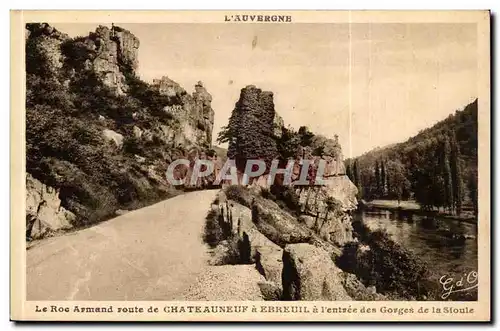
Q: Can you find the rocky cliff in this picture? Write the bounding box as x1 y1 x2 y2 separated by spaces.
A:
220 85 357 246
206 84 363 300
25 23 217 238
226 85 279 171
206 186 382 301
152 77 215 145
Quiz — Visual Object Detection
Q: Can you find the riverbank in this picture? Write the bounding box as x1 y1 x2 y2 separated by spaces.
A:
360 200 477 224
339 216 478 301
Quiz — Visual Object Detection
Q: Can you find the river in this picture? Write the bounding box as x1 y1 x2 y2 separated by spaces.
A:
356 208 478 280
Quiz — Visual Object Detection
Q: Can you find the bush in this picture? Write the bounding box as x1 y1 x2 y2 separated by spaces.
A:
260 188 277 201
269 185 301 215
338 221 432 300
225 185 252 207
203 209 225 248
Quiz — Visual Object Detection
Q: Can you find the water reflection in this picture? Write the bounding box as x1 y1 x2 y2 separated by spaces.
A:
358 209 478 278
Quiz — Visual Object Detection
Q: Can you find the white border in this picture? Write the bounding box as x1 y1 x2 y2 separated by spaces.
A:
4 1 498 330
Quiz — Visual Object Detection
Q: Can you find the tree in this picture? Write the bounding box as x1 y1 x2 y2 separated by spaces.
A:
216 125 233 145
276 126 301 160
353 160 363 199
450 131 464 215
441 136 454 212
374 160 381 197
468 169 478 217
346 160 353 182
386 160 409 205
341 100 477 212
298 126 315 147
381 160 387 197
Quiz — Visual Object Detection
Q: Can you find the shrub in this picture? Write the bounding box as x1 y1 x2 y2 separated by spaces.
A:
260 188 277 201
203 209 224 248
338 221 432 300
269 185 301 215
225 185 252 207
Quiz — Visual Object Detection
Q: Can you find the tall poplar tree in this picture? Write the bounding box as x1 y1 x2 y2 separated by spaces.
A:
450 131 463 215
381 160 387 197
442 136 454 212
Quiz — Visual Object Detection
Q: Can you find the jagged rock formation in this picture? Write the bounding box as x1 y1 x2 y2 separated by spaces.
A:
25 23 216 237
26 174 75 238
295 176 357 246
153 77 215 145
226 85 279 172
207 186 385 301
221 84 357 247
273 112 284 138
88 25 140 95
25 23 70 75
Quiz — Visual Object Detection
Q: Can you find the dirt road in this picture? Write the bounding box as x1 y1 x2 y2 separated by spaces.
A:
27 190 225 300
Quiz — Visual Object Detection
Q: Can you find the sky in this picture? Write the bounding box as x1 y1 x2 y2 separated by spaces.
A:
54 23 478 158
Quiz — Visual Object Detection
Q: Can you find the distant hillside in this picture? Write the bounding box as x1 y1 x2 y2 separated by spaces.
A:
346 99 478 215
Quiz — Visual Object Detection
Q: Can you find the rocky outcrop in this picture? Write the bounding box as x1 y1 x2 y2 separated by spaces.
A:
112 25 140 71
213 191 293 297
227 85 279 171
25 23 218 233
152 77 215 147
273 112 284 138
88 25 139 95
26 23 139 95
26 174 75 239
25 23 70 75
224 185 313 247
208 186 372 301
282 243 351 301
295 176 358 246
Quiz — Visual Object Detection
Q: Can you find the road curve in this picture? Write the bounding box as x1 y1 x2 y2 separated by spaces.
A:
26 190 219 300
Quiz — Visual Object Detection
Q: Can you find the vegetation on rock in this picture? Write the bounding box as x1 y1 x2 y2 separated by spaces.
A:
26 23 215 232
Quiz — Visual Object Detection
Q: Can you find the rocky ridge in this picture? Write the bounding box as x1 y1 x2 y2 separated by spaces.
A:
25 23 218 238
207 187 385 301
222 84 358 245
203 84 378 300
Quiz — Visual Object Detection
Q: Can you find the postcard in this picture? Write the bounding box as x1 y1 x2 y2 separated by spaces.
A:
10 10 491 322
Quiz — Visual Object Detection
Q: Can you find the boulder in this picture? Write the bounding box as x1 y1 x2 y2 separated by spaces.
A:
133 126 143 139
258 281 282 301
282 243 351 301
102 129 124 149
255 245 283 286
341 272 387 301
224 186 313 247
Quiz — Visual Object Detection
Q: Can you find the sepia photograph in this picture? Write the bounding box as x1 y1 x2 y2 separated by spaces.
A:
10 10 491 322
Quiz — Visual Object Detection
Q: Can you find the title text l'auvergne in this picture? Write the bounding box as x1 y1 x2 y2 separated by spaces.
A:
225 14 292 23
